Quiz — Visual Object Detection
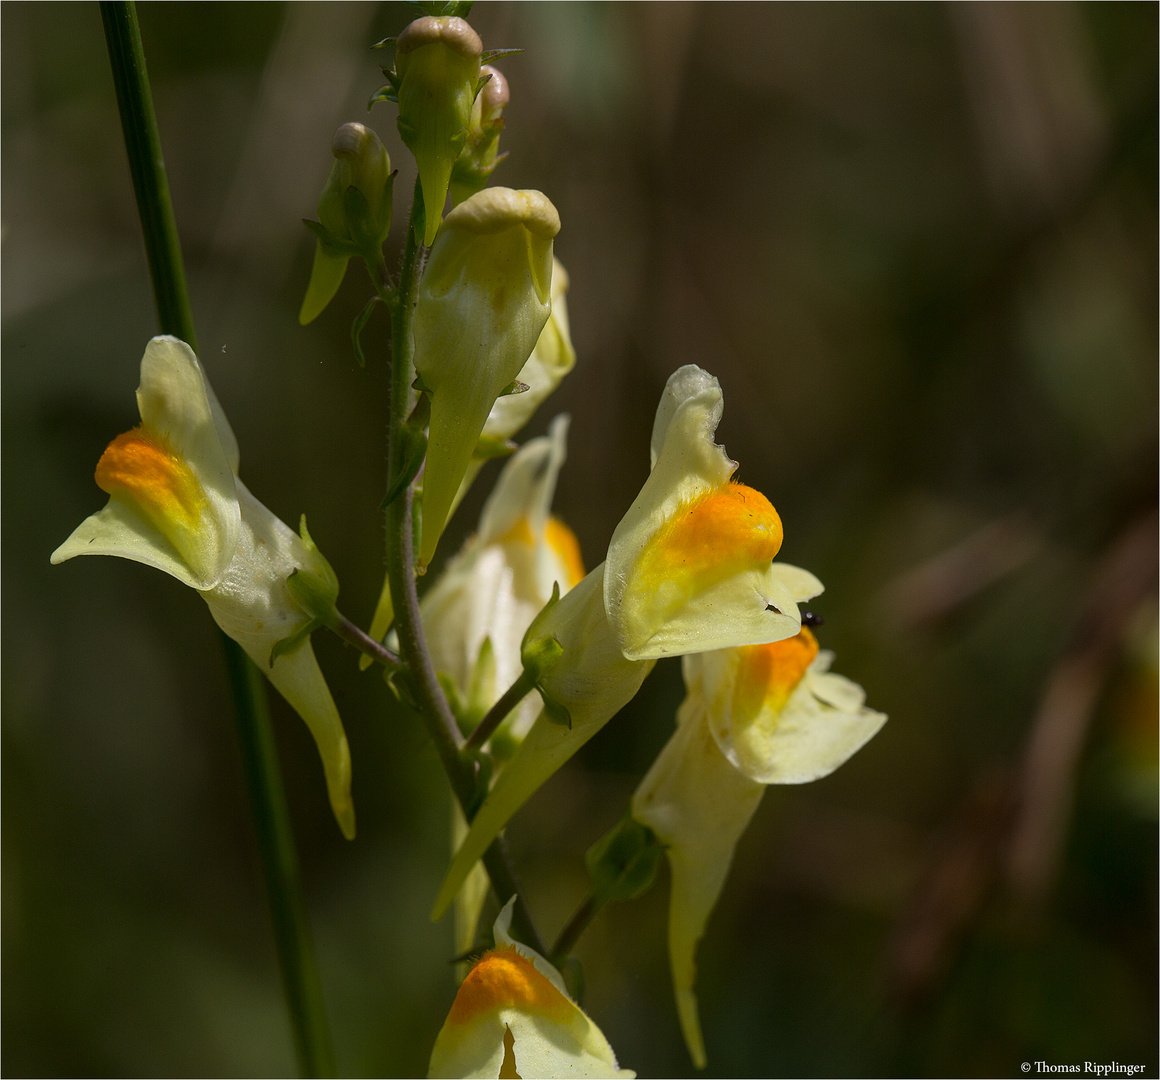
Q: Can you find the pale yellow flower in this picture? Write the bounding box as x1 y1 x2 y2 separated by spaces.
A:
414 187 560 571
410 418 584 958
632 577 886 1068
51 337 355 838
432 365 805 920
428 899 634 1079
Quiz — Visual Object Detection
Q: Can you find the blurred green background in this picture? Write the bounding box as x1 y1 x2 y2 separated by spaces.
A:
3 2 1157 1076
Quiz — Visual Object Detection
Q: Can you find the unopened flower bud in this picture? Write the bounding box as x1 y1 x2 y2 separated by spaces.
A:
449 65 510 207
413 186 560 570
299 122 394 325
394 15 482 245
319 122 394 245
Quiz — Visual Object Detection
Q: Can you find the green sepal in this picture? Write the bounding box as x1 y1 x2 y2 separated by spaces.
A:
472 435 517 461
298 516 341 596
301 218 360 257
412 0 475 18
299 242 350 326
480 48 522 65
284 517 341 628
268 618 320 668
537 690 572 729
384 665 422 712
381 394 430 509
381 431 427 510
371 36 397 52
467 636 497 720
521 582 560 650
522 632 563 684
585 814 663 906
498 379 530 397
286 570 339 632
351 295 384 367
369 84 399 107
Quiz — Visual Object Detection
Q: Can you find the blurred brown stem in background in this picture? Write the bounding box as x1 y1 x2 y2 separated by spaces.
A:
889 508 1158 1007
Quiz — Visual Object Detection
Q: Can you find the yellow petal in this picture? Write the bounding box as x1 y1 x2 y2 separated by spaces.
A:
51 337 239 591
701 640 887 786
415 188 559 569
204 483 355 839
433 567 650 920
429 900 634 1079
631 698 765 1070
605 365 800 659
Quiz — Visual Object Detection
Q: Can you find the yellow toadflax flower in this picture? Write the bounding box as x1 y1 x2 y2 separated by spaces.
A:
51 336 355 839
367 256 576 644
414 187 560 571
631 574 886 1069
411 417 585 960
428 899 634 1079
432 365 805 920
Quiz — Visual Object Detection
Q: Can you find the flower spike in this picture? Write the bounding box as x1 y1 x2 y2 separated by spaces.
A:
52 337 355 839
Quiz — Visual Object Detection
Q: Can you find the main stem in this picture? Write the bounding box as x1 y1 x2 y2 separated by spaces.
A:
100 5 336 1076
384 184 547 956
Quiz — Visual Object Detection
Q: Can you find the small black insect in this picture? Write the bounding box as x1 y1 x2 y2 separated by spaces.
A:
801 610 825 628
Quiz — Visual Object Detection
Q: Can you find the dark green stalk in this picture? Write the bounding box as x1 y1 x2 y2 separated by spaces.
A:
100 5 335 1075
331 612 402 669
384 181 547 956
551 893 605 962
462 668 538 758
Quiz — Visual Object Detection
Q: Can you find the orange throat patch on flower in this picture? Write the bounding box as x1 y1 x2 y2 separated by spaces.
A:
630 482 783 616
447 945 573 1026
95 428 207 548
733 628 820 721
545 516 585 588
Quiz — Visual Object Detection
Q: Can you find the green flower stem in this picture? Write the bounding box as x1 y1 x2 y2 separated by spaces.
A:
331 612 402 669
384 180 547 956
551 892 606 962
461 667 539 758
100 5 336 1076
221 645 338 1078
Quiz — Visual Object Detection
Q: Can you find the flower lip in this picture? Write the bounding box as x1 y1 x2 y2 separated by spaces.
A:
604 365 800 660
395 15 482 61
440 186 560 240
